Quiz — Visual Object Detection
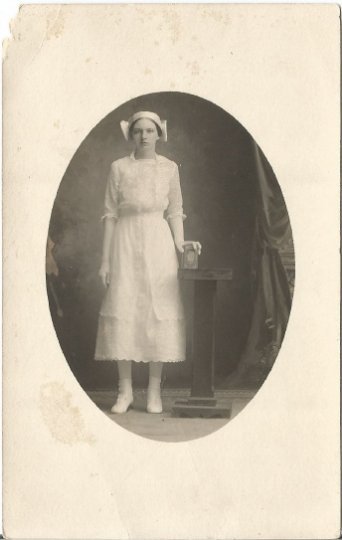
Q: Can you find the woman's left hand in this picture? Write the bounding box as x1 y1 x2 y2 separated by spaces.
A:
175 240 202 255
191 241 202 255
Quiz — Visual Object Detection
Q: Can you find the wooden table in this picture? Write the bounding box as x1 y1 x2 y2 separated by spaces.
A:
172 268 233 418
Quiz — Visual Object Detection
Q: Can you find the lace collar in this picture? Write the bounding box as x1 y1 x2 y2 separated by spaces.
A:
129 152 164 162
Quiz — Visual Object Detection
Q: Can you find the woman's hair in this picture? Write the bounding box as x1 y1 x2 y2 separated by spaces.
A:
129 118 162 139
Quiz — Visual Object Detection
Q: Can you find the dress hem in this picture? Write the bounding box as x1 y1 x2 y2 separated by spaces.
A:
94 356 185 363
98 313 185 322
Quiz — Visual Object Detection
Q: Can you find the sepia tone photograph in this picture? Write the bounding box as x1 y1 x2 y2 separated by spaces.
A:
3 5 339 539
47 91 295 442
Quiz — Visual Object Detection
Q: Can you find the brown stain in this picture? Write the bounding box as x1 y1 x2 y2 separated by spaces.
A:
201 7 230 24
53 120 60 129
162 7 181 45
45 8 65 40
40 382 96 445
132 5 184 45
144 67 152 76
186 61 200 76
112 17 122 26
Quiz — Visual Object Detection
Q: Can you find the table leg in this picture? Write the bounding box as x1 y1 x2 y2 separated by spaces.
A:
171 279 231 419
191 279 216 400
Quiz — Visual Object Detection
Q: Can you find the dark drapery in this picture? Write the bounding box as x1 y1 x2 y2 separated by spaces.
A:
236 143 294 385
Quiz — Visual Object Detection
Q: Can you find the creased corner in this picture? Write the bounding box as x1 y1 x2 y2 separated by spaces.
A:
2 4 22 62
3 5 66 64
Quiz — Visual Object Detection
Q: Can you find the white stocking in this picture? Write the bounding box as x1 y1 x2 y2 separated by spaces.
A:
147 362 163 413
111 360 133 414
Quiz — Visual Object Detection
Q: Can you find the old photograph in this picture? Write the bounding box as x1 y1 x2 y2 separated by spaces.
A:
3 5 340 539
47 92 294 442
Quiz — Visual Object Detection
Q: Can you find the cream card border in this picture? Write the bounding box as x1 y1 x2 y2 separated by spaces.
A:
3 5 340 539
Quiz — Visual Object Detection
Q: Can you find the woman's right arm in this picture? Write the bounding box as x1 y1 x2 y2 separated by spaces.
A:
99 162 119 287
99 218 116 287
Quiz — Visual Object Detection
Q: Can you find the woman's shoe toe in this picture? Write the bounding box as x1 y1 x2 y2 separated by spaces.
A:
147 391 163 414
111 393 133 414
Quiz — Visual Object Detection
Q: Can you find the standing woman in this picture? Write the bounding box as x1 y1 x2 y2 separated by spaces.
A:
94 111 201 414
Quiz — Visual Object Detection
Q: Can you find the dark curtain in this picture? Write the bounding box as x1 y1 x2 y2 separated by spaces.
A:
235 142 294 385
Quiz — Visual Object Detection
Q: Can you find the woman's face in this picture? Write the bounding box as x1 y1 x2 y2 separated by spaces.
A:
131 118 159 150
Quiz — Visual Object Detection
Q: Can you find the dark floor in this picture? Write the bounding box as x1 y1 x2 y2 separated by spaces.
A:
88 388 257 442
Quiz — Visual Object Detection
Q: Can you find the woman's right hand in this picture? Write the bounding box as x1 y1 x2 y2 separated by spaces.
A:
99 261 110 287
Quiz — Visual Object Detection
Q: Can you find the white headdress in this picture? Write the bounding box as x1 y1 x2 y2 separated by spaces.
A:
120 111 167 142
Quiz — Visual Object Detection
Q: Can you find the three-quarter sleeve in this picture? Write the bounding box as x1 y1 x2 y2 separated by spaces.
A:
166 163 187 221
101 162 120 221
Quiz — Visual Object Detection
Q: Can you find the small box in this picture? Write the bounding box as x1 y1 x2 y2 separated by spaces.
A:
181 241 199 269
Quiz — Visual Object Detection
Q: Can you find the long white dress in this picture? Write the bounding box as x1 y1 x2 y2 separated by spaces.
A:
94 152 186 363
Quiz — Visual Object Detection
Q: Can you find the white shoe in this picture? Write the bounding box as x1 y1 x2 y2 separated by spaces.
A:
147 388 163 414
111 391 133 414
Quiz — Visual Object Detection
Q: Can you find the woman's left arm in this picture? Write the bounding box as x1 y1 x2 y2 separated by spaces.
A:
169 216 185 253
166 164 187 253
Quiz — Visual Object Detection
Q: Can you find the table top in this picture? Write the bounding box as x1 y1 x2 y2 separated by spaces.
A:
178 268 233 281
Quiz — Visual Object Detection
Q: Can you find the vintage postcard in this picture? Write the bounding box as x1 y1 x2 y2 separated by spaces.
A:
3 4 340 539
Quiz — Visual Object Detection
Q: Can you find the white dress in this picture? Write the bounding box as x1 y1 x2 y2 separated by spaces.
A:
94 152 186 363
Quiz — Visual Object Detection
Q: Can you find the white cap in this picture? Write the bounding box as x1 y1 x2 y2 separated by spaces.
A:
120 111 167 142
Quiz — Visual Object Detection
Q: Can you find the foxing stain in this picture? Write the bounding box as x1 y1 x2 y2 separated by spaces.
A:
40 382 96 445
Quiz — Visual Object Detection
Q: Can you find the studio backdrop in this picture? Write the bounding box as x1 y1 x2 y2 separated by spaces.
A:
46 92 294 391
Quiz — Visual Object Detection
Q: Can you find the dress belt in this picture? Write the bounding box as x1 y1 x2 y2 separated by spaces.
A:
119 208 165 219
